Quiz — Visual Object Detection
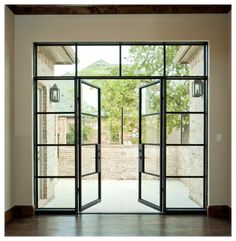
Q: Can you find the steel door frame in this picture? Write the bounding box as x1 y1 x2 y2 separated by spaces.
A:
138 80 163 211
78 80 101 212
33 42 208 214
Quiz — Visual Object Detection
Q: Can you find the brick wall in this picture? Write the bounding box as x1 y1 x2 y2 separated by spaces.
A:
58 146 75 176
37 47 54 76
102 145 138 179
57 144 177 180
37 50 56 204
82 145 96 174
176 47 204 206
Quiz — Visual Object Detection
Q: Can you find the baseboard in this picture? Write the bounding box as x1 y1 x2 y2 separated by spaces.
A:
5 207 14 223
5 205 35 223
6 205 231 222
207 205 231 219
13 205 35 218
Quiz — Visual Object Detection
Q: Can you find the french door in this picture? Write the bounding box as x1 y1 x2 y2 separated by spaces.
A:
34 42 207 214
78 80 101 212
138 80 162 211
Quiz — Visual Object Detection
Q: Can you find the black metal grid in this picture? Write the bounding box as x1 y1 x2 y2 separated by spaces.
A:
138 80 162 211
163 44 207 211
74 45 78 212
33 41 208 214
79 80 101 212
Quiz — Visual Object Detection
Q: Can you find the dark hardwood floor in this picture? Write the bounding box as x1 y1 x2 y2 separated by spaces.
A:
5 214 231 236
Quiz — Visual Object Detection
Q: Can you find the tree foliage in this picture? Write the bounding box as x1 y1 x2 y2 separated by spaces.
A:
81 46 190 143
127 46 190 134
92 78 142 143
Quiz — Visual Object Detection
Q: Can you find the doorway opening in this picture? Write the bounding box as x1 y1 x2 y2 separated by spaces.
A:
81 79 159 213
33 42 208 213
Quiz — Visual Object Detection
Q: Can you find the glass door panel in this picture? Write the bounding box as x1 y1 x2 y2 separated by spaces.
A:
138 80 162 211
78 81 101 211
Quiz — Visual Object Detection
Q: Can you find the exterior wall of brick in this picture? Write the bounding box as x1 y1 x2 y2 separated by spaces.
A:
81 145 96 174
101 145 138 180
58 146 75 176
37 48 54 76
189 47 204 76
58 117 67 144
176 47 204 206
37 50 56 204
57 144 177 180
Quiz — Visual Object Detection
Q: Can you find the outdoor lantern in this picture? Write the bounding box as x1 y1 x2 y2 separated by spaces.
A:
192 80 203 97
50 84 60 102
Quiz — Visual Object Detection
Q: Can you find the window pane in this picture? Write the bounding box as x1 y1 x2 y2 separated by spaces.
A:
166 45 204 76
166 79 204 112
144 145 160 175
166 178 203 208
81 83 98 115
141 83 160 115
166 114 204 144
38 178 75 208
122 45 164 76
82 173 98 206
37 80 74 112
142 115 160 144
166 146 203 176
37 146 75 176
37 46 75 76
78 46 119 76
123 115 139 144
82 145 96 175
141 173 160 206
82 115 98 144
37 114 74 144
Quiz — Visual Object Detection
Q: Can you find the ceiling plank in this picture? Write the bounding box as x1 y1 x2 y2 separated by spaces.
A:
7 5 231 15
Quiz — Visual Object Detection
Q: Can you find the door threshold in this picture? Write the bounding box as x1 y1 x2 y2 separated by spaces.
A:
77 212 162 215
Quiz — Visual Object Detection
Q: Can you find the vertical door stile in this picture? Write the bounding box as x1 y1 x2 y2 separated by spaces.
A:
78 80 101 212
138 80 162 211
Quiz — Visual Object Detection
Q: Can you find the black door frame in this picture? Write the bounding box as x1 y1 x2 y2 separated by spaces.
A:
33 42 208 214
138 80 162 211
78 80 101 212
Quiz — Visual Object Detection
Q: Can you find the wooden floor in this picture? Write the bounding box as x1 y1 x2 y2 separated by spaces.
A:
5 214 231 236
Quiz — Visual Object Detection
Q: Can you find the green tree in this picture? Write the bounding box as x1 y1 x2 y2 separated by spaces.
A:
96 46 189 142
66 123 75 144
126 45 190 134
91 78 141 143
80 46 190 143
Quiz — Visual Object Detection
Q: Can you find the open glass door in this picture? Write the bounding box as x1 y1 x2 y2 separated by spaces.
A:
138 80 162 211
78 80 101 212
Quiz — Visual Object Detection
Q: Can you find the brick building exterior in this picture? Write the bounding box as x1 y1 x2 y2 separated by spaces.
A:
173 46 204 205
37 46 75 206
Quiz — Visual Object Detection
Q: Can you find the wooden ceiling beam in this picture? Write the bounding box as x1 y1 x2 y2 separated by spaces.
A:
7 5 231 15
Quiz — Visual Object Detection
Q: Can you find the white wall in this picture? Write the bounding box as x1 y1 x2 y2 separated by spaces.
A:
5 7 15 211
12 13 231 207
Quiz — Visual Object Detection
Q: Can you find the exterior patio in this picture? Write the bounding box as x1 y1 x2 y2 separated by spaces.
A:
43 179 200 212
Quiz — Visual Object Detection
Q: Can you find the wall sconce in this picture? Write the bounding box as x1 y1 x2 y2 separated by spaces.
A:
192 80 203 97
50 84 60 102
